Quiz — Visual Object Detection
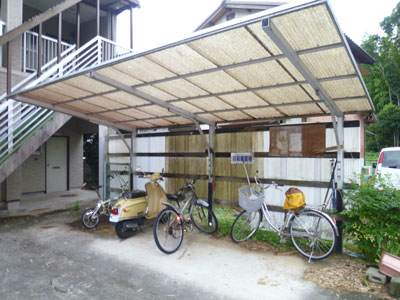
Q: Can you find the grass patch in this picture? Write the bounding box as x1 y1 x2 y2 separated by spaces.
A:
365 152 379 166
71 201 80 211
214 207 293 251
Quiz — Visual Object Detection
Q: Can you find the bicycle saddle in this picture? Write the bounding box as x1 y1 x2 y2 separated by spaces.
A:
167 193 183 202
88 185 102 191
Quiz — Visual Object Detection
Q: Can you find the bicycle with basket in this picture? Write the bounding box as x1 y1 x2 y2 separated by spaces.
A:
230 153 338 262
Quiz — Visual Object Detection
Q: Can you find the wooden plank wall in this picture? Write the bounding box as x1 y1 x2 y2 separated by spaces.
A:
166 131 264 202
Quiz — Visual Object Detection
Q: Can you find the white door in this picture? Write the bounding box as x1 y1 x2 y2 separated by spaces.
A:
46 137 68 193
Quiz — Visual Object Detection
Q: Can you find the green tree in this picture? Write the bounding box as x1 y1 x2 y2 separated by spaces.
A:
377 104 400 146
362 2 400 150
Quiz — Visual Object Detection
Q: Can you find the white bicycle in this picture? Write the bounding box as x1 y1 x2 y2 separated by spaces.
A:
230 170 338 261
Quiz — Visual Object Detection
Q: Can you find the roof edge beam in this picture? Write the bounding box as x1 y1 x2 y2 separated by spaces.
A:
262 18 343 118
89 71 214 126
15 95 133 131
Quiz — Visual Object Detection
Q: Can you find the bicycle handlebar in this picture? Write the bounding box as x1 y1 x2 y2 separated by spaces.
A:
254 170 282 191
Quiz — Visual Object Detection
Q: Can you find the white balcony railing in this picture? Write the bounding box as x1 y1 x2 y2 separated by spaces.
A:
23 30 73 72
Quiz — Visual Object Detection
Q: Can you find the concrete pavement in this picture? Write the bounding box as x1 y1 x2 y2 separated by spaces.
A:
0 210 380 300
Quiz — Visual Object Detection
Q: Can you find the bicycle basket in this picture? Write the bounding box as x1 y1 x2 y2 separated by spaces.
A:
238 186 264 212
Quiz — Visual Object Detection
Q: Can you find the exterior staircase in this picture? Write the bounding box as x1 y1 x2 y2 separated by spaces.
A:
0 35 133 184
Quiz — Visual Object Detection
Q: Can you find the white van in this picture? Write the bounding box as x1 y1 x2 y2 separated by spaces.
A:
374 147 400 188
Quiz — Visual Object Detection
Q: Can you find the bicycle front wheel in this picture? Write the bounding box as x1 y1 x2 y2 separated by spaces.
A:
153 208 184 254
230 210 262 243
190 203 218 234
289 210 337 260
81 208 100 229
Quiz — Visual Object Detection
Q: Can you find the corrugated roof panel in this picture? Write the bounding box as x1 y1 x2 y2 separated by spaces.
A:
336 98 372 112
113 57 175 82
164 116 193 125
188 27 271 66
219 91 269 108
138 105 175 117
96 66 143 86
226 60 294 88
46 82 93 99
214 110 252 121
187 70 245 93
137 86 177 101
301 84 320 100
98 111 134 122
244 107 283 118
321 78 365 98
197 113 223 122
27 88 71 103
124 120 154 128
300 47 356 79
172 101 204 113
60 101 104 114
247 21 283 55
187 96 234 111
273 4 341 51
84 96 127 110
146 44 217 75
154 79 209 98
146 118 174 127
103 91 149 106
23 91 56 104
15 1 374 130
64 75 115 94
256 85 312 104
278 58 305 81
278 103 322 115
118 108 154 119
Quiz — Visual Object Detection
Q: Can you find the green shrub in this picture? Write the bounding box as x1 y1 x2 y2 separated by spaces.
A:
342 175 400 261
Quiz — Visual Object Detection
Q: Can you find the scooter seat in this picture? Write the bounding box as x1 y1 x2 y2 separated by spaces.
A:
122 190 146 199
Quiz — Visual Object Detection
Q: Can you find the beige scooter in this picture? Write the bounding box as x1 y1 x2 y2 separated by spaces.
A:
109 172 179 239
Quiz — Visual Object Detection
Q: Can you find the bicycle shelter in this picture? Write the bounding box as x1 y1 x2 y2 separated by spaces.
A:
8 0 374 251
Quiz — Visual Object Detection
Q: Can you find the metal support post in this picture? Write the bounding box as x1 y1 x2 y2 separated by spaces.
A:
76 3 80 49
335 116 345 253
98 125 109 199
6 42 11 95
130 7 133 49
58 13 62 63
208 125 215 210
130 130 137 190
96 0 100 36
38 23 42 77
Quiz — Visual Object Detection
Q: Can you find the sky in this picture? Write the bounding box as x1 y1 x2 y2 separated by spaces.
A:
116 0 399 53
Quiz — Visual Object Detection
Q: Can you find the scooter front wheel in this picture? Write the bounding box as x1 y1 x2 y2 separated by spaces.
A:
81 208 100 229
153 208 184 254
